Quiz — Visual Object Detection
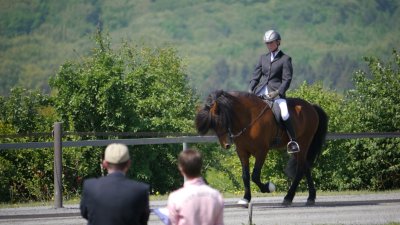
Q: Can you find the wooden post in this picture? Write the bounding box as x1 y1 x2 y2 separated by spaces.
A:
53 122 63 208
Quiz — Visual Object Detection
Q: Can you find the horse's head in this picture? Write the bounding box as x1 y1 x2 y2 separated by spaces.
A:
195 90 235 149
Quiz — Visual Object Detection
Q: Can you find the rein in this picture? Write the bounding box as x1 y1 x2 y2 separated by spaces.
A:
228 102 272 139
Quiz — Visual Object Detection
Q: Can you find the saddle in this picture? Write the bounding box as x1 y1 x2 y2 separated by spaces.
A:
262 98 282 125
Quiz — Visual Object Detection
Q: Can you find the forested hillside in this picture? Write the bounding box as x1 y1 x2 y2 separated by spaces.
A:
1 0 399 96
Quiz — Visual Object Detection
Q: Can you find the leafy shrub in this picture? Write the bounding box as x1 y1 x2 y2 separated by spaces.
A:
339 50 400 190
49 30 198 195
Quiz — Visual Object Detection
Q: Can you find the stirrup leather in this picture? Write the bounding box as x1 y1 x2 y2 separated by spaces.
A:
287 140 300 154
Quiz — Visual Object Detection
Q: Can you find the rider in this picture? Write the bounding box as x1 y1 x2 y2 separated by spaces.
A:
248 29 300 153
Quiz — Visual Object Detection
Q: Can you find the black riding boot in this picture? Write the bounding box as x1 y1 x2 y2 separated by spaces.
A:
283 118 300 153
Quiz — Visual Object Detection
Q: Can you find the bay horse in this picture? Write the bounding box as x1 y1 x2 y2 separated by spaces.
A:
195 90 328 206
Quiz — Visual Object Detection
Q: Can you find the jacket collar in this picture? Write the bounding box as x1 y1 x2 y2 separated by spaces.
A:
107 171 126 177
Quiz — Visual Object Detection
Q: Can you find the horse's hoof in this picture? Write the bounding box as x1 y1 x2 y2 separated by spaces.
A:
305 199 315 206
282 199 292 206
237 199 249 208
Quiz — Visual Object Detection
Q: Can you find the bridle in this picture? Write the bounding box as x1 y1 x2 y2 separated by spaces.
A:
225 102 271 141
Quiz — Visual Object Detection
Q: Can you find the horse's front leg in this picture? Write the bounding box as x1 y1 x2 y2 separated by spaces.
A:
242 163 251 202
251 152 273 193
237 152 251 205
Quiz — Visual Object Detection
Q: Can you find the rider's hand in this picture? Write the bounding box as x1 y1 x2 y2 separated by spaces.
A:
267 90 279 99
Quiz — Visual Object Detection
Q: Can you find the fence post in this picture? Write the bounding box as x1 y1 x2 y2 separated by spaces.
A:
182 141 189 151
248 202 253 225
53 122 63 208
182 140 189 182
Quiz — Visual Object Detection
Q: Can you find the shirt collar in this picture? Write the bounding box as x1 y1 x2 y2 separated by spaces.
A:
271 50 280 59
183 177 205 187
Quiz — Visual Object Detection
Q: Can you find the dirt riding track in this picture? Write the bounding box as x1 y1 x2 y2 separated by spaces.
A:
1 192 399 225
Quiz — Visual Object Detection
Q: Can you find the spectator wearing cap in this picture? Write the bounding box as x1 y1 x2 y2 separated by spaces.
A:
80 143 150 225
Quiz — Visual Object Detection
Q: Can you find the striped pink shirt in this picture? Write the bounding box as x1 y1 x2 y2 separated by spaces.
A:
167 177 224 225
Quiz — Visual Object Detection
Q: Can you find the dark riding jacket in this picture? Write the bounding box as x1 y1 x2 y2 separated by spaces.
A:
80 172 150 225
248 51 293 98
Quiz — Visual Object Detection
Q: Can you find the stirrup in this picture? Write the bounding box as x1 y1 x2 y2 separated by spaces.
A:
287 140 300 154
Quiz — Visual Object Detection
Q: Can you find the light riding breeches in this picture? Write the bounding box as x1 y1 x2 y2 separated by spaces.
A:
275 98 289 121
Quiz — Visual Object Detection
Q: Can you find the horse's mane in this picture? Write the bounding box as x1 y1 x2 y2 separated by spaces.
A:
195 90 261 135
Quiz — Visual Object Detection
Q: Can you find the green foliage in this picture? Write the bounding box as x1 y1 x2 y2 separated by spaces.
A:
0 0 48 36
1 0 400 96
0 88 56 202
289 82 343 132
203 144 244 192
0 87 54 133
345 50 400 132
339 50 400 190
1 30 199 202
49 30 198 195
1 0 400 200
50 38 137 132
0 149 54 202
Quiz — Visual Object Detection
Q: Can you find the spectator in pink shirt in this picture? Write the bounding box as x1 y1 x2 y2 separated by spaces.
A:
167 149 224 225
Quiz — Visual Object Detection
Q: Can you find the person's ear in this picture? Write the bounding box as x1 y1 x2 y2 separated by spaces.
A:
124 160 132 173
102 160 108 169
178 165 184 175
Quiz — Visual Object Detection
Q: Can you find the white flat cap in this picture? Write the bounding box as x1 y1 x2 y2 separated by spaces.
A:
104 143 130 164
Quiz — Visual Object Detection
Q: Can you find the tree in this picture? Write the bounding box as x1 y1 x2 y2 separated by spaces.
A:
49 30 199 194
339 50 400 190
0 87 53 133
0 87 55 202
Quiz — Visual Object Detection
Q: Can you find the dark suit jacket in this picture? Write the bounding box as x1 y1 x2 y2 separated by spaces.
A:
248 51 293 98
80 172 150 225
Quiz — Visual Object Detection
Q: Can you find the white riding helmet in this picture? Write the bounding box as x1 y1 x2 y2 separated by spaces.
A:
263 30 281 43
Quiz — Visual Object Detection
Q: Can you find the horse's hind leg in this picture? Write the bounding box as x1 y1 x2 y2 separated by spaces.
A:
283 163 315 206
305 165 316 206
283 163 305 206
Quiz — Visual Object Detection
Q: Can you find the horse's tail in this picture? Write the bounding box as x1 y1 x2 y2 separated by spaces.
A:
307 104 329 166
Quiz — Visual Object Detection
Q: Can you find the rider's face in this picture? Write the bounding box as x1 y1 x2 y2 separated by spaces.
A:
265 40 279 52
